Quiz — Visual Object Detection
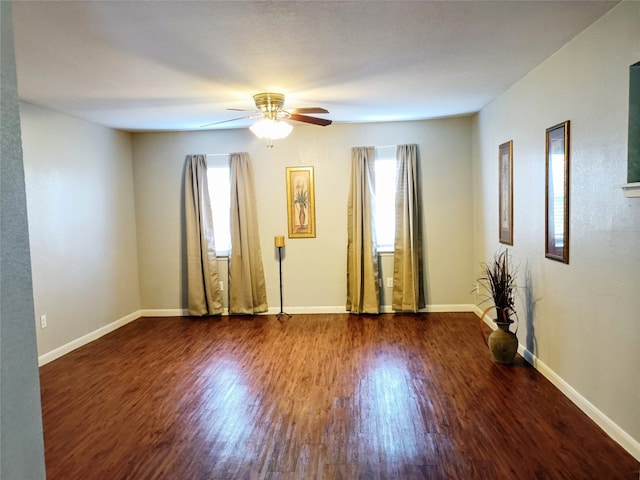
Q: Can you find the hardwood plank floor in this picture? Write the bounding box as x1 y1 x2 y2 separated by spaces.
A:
39 313 638 479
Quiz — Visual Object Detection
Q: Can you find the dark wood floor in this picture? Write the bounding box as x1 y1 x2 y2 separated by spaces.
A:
39 313 638 479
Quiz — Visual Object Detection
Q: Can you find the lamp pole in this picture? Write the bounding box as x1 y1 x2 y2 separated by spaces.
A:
274 236 290 320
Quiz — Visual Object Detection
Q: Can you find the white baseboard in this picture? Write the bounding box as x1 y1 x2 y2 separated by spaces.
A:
424 303 478 313
476 308 640 462
139 308 190 317
266 304 479 315
38 310 142 366
267 306 346 315
141 304 479 316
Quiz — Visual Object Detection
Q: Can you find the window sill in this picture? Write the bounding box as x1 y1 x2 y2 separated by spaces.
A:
622 182 640 198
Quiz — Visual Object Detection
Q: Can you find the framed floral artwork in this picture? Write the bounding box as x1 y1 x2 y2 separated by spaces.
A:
286 166 316 238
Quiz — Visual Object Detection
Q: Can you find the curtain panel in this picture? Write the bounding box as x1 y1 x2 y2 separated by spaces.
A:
229 152 268 314
346 146 380 314
392 144 425 312
184 154 224 316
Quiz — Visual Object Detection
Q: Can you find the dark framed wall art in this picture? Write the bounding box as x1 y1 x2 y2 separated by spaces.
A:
545 121 570 263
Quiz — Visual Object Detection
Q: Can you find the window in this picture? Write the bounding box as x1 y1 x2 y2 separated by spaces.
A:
206 155 231 256
628 61 640 183
374 146 397 252
550 151 566 248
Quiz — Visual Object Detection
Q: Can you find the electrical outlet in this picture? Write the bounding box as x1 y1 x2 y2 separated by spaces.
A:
386 277 393 288
219 281 224 291
40 315 47 329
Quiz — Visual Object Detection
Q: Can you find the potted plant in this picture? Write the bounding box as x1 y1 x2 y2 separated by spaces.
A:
294 188 308 228
478 249 519 364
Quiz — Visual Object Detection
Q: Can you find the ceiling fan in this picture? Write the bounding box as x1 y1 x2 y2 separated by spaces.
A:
201 93 332 143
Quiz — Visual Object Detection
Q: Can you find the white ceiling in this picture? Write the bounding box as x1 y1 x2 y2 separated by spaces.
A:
12 0 618 132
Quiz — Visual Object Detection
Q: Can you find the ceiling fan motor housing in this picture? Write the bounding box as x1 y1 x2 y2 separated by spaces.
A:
253 93 285 119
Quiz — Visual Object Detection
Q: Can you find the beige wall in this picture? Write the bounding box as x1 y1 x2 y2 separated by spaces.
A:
132 118 475 312
21 102 141 356
472 1 639 452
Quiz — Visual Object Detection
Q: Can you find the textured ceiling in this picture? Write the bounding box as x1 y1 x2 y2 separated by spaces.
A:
12 1 618 132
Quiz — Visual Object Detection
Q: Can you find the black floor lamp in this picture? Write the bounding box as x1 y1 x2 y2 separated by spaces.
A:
275 235 291 320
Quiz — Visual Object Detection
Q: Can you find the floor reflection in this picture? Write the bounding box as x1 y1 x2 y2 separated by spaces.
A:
195 357 253 445
356 353 427 461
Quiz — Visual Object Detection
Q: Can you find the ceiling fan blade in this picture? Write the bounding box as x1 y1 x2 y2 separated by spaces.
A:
289 107 329 114
227 108 256 112
200 115 253 128
288 113 332 127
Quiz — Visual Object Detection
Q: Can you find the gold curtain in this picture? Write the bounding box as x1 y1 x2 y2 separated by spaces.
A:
229 152 268 314
392 144 425 312
346 146 380 314
184 154 224 316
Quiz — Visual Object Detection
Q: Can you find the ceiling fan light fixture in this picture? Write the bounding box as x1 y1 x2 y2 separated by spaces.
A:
250 118 293 140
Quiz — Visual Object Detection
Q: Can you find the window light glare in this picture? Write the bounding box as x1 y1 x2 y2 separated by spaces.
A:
207 164 231 256
375 147 397 252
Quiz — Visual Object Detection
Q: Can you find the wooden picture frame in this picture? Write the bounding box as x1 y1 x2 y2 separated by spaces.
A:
545 121 570 263
499 140 513 245
286 166 316 238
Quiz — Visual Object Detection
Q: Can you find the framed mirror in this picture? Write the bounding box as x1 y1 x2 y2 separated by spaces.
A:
545 121 570 263
499 140 514 245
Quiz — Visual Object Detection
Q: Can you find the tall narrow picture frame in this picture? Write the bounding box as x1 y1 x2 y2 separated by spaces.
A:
545 121 570 263
286 166 316 238
499 140 514 245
